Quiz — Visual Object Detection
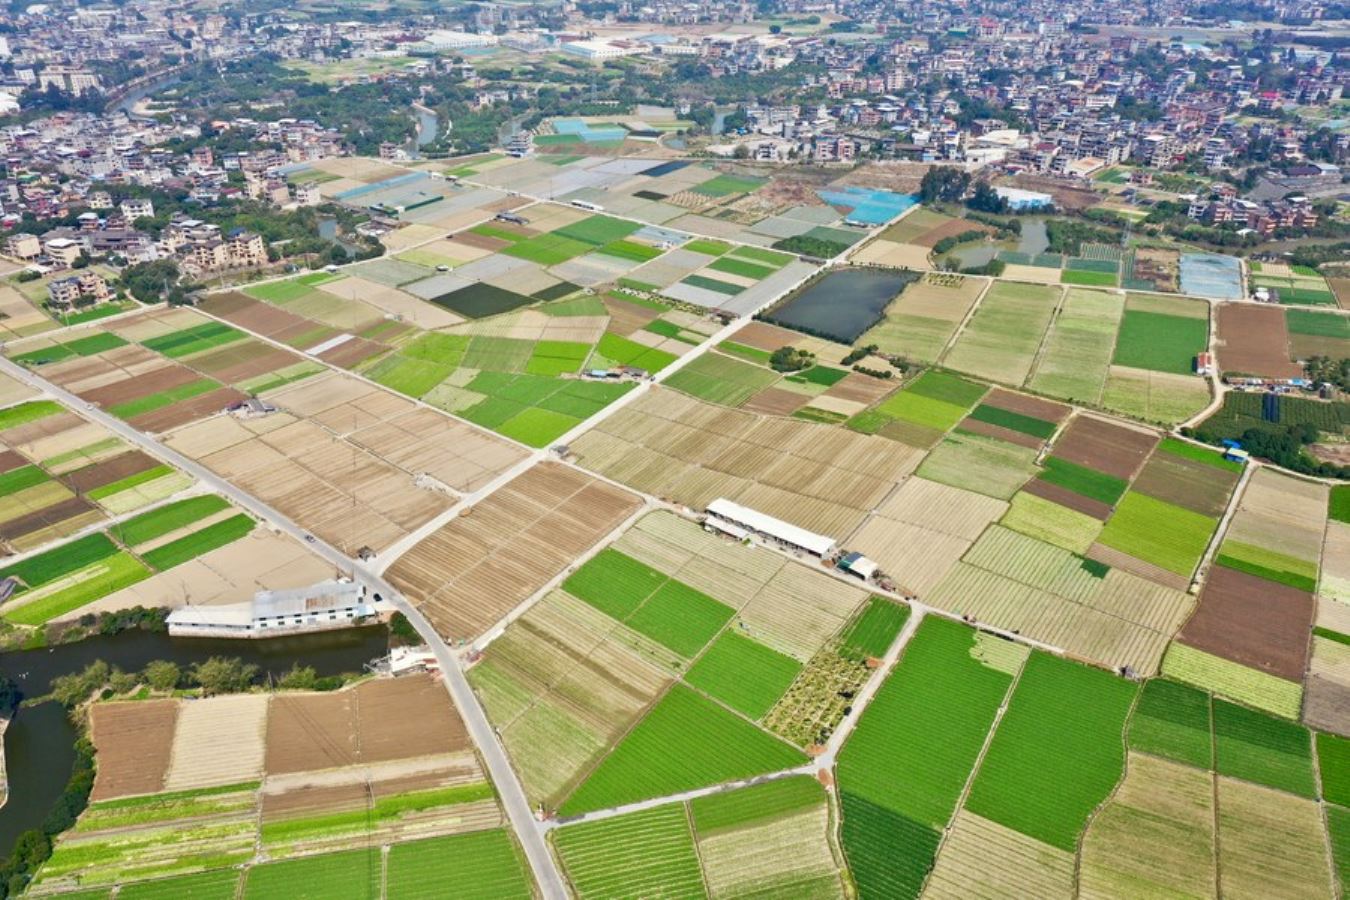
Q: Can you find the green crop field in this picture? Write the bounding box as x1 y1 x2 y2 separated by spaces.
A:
386 830 532 900
111 495 232 547
244 279 315 304
786 365 849 387
0 400 63 430
560 684 803 815
564 548 668 619
366 355 457 398
1128 679 1212 768
967 404 1057 438
693 174 766 197
595 332 678 373
840 597 910 661
878 371 985 432
916 432 1039 501
556 215 642 246
0 532 119 588
108 379 220 420
1216 541 1318 593
1098 492 1216 576
729 246 792 267
907 369 988 406
243 848 382 900
685 631 802 719
664 353 779 407
87 465 174 502
1319 734 1350 807
553 805 706 899
1061 269 1118 287
1162 643 1303 719
496 407 580 447
689 775 824 835
943 282 1059 385
1213 699 1315 798
683 239 730 256
1157 437 1244 472
141 515 255 571
680 274 744 296
142 322 245 359
1000 492 1102 554
0 464 49 497
1288 308 1350 338
524 340 591 377
624 580 734 657
5 552 153 625
502 234 594 265
838 618 1020 898
1112 310 1208 375
1026 288 1123 403
1329 805 1350 893
708 256 775 280
1038 457 1128 505
965 652 1137 851
598 239 662 263
117 869 241 900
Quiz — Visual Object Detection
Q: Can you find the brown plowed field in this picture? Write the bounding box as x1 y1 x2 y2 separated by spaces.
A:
89 700 178 801
912 218 994 248
981 388 1069 423
200 293 311 339
1328 277 1350 311
1051 415 1158 480
1304 676 1350 737
743 387 807 417
317 337 389 370
601 297 660 336
265 691 357 775
0 412 84 445
354 675 469 762
1087 542 1191 590
729 321 802 352
879 418 944 449
1131 453 1237 518
1176 564 1314 681
0 450 27 473
265 674 466 776
959 417 1044 450
451 232 511 252
189 342 296 385
387 463 641 641
1024 478 1113 519
262 781 368 821
65 450 160 492
129 388 247 434
1215 304 1302 379
824 372 898 405
0 496 99 542
82 365 200 408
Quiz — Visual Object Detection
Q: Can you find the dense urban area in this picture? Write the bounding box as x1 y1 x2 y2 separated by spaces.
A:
0 0 1345 896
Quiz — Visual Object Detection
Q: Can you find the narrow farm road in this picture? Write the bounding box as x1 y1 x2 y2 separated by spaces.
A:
0 355 571 900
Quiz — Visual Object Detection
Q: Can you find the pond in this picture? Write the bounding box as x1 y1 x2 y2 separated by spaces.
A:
763 268 918 343
0 625 389 859
945 217 1049 269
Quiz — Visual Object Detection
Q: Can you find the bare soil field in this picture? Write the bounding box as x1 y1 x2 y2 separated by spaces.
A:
164 693 269 791
958 417 1044 450
266 691 357 775
1131 451 1237 517
912 217 995 248
1132 248 1180 293
729 321 803 352
1215 304 1303 378
1328 276 1350 310
981 388 1070 423
64 451 160 492
1007 174 1101 210
1052 414 1158 480
1304 636 1350 736
824 373 900 406
602 297 661 337
1176 564 1314 681
130 387 247 434
742 387 807 417
89 701 178 801
1086 542 1192 591
833 161 930 194
386 463 641 641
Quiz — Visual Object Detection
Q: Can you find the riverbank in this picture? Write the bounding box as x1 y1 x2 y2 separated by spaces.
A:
0 716 7 811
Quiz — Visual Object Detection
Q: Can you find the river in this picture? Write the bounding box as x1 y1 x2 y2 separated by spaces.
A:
112 72 183 121
0 625 389 858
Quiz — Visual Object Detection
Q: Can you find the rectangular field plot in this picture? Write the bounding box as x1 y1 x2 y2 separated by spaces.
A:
569 388 923 539
1096 491 1218 579
684 630 802 719
922 810 1074 900
553 805 706 900
664 351 780 407
1100 365 1211 426
1127 678 1212 768
1213 698 1315 797
858 273 987 363
558 684 804 815
837 617 1022 899
386 830 533 900
964 652 1137 851
1112 294 1209 375
1217 777 1333 900
1025 288 1123 404
1078 753 1216 899
243 847 382 900
942 281 1060 385
387 463 641 641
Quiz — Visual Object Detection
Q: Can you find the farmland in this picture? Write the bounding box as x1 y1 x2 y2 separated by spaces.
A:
35 673 511 896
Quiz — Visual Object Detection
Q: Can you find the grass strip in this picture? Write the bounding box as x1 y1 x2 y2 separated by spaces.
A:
141 515 255 571
86 465 173 501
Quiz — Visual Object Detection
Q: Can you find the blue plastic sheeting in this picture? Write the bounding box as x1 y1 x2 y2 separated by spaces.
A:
641 160 692 178
552 119 628 143
816 186 919 225
1180 253 1244 300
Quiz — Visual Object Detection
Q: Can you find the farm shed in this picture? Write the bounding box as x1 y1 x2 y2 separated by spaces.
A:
166 579 374 637
706 498 836 557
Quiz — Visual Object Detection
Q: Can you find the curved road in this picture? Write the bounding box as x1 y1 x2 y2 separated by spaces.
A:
0 356 570 900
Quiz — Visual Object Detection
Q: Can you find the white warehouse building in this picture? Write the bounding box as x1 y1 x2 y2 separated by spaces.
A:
705 498 836 557
166 580 377 638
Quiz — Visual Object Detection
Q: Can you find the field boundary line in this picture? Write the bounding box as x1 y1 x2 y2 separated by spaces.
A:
544 764 816 832
934 274 993 365
917 638 1031 898
1311 732 1341 900
1071 680 1144 898
1191 459 1254 590
1021 283 1069 390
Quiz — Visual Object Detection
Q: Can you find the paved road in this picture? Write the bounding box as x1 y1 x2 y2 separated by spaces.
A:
0 356 570 900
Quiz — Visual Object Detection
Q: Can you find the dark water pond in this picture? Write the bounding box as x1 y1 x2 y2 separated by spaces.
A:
0 626 388 858
764 268 918 343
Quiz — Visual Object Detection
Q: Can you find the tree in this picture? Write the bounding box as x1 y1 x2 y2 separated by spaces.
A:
966 182 1009 213
107 668 138 696
142 660 180 692
919 166 970 204
733 144 750 159
0 673 16 715
769 346 816 372
189 657 258 696
49 660 109 707
277 664 318 690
